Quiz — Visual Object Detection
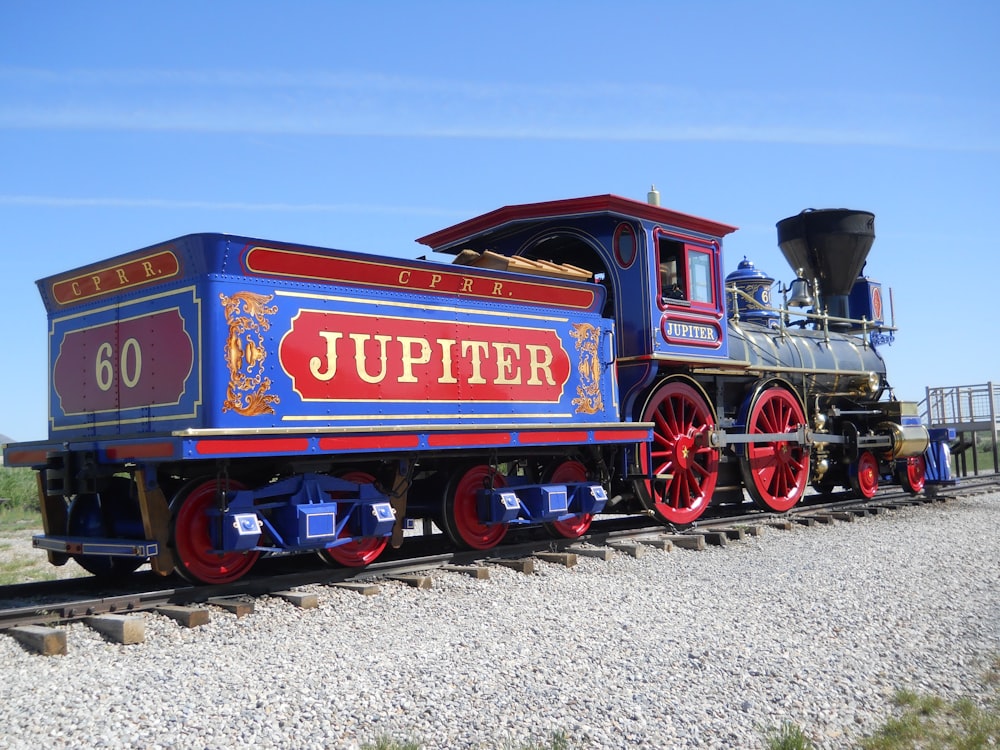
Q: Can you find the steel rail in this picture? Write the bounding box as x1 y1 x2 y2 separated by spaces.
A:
2 476 996 632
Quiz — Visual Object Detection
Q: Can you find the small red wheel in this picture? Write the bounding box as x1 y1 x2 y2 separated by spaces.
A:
740 387 810 512
440 465 508 550
171 478 260 585
543 460 594 539
318 471 389 568
897 455 926 495
637 380 719 525
850 450 880 499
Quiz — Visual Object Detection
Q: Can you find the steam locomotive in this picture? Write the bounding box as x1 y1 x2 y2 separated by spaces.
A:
2 191 949 584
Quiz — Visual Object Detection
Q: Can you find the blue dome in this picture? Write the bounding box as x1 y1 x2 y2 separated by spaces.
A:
726 257 777 325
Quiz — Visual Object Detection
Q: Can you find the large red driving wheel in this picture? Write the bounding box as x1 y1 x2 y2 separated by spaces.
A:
637 380 719 525
318 470 389 568
171 478 260 585
897 455 926 495
543 460 594 540
740 387 810 512
440 465 508 550
850 450 880 499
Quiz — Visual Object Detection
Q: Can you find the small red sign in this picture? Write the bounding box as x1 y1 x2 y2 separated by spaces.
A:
245 246 596 310
279 310 570 403
53 309 194 415
51 251 180 306
871 286 883 321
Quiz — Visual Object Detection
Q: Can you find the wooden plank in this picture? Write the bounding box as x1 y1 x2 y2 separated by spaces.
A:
637 536 677 551
567 545 614 561
135 469 175 575
333 581 381 596
156 605 211 628
209 597 255 618
692 530 728 546
273 591 319 609
388 574 433 590
86 615 145 645
442 565 490 579
492 558 535 574
662 534 707 551
535 552 578 568
607 541 646 558
9 625 67 656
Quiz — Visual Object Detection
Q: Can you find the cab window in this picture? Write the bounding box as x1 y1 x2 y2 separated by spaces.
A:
657 233 717 308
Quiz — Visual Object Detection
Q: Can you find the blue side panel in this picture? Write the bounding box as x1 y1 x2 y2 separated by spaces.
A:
38 233 620 439
47 285 205 436
207 276 619 429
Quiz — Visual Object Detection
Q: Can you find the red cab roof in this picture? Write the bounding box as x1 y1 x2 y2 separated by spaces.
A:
417 194 738 252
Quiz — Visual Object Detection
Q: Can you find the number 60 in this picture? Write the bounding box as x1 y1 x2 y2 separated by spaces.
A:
95 338 142 391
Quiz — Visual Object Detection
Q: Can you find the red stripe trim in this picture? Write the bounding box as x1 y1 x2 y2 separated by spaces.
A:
427 432 514 448
105 442 175 460
518 430 590 445
319 434 421 451
594 429 651 442
195 437 311 456
3 449 49 466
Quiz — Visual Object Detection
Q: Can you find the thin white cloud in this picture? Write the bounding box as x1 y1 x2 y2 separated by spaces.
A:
0 194 464 216
0 66 996 152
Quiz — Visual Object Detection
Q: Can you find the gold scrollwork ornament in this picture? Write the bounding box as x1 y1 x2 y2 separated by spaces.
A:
220 291 280 416
570 322 604 415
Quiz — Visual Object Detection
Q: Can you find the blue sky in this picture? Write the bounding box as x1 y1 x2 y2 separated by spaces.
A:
1 1 998 442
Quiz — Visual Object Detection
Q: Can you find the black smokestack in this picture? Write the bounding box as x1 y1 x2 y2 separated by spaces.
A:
776 208 875 326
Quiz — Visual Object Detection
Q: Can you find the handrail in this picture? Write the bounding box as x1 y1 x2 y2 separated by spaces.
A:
924 381 1000 426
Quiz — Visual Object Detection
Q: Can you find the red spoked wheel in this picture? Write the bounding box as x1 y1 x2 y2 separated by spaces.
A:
440 465 508 550
542 460 594 540
896 455 926 495
739 387 810 512
637 380 719 525
318 471 389 568
171 478 260 585
849 450 880 499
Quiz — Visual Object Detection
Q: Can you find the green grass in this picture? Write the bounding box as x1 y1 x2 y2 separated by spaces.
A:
0 557 58 586
763 722 817 750
762 657 1000 750
0 465 40 514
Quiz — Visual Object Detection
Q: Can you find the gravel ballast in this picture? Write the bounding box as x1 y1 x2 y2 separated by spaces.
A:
1 492 998 749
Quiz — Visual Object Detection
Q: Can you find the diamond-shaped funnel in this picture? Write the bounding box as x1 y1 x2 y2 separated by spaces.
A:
776 209 875 297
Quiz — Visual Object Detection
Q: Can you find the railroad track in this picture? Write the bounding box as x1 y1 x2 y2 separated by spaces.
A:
3 476 998 654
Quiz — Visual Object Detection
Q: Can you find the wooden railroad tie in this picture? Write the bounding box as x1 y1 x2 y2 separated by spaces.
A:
9 625 67 656
208 596 255 618
388 574 433 589
86 614 145 645
333 581 381 596
492 558 535 574
567 545 615 561
442 564 491 579
607 541 647 558
155 605 211 628
535 552 577 567
273 591 320 609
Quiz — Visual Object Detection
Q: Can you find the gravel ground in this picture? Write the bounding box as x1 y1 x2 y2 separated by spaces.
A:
0 491 997 750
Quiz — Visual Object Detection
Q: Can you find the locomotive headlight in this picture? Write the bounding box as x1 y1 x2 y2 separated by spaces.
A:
867 371 882 393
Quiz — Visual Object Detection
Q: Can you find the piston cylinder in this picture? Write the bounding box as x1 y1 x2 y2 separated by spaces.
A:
877 422 930 459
